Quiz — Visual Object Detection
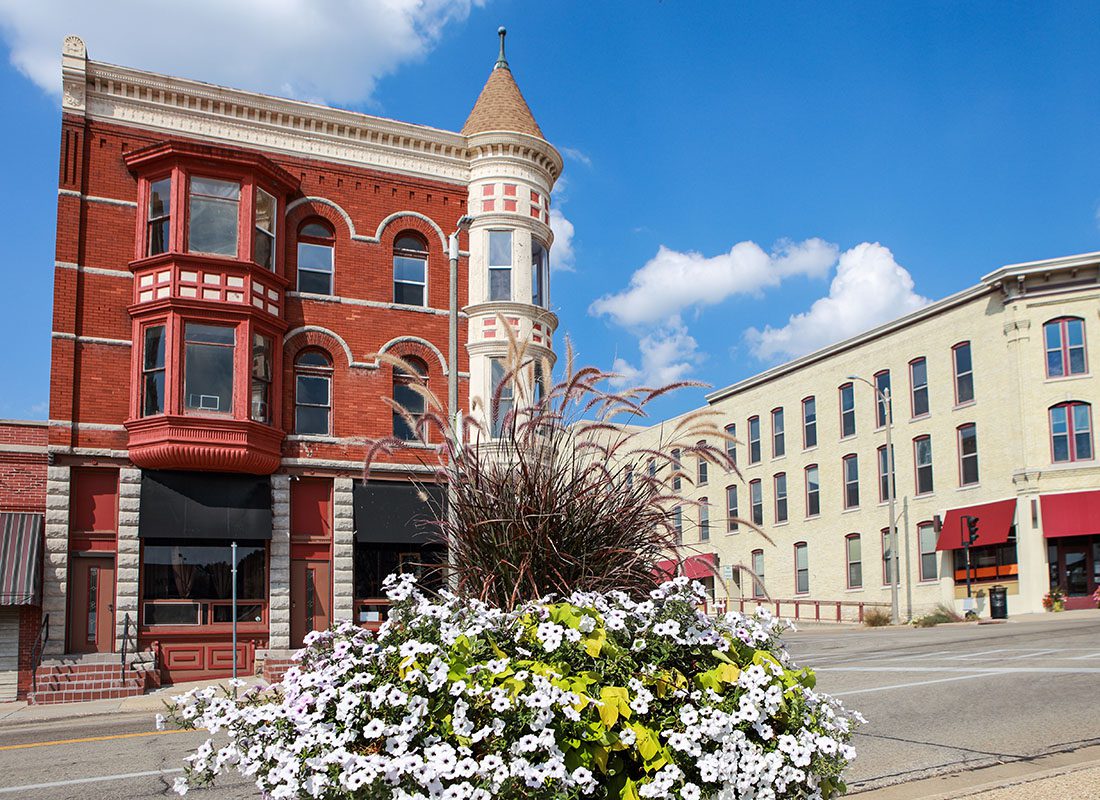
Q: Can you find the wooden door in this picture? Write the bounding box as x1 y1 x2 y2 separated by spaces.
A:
69 556 115 653
290 559 331 649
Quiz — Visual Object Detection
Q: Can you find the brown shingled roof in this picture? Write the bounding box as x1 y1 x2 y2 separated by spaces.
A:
461 65 544 139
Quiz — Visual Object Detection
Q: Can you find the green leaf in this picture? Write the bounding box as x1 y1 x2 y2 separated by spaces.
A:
591 744 610 773
622 777 640 800
583 626 607 657
632 723 659 761
598 687 622 728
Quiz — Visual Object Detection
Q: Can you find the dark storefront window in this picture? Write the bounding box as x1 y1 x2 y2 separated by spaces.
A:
953 540 1018 584
353 543 445 600
142 539 266 626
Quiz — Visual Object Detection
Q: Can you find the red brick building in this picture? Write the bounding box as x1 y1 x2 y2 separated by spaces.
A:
22 31 560 697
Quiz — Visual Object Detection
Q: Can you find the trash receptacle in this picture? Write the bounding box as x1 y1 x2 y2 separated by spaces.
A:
989 585 1008 619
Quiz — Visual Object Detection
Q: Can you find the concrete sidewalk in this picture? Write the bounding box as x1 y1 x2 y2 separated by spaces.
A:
0 675 267 725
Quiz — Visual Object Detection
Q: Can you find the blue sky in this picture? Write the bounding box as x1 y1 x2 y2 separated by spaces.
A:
2 1 1099 421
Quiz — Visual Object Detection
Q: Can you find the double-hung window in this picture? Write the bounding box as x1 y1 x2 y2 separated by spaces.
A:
749 479 763 525
699 499 710 542
1045 317 1087 377
958 424 979 485
671 449 682 491
488 230 512 301
773 473 788 523
673 506 683 545
250 334 273 424
802 396 817 448
188 177 240 257
804 465 820 517
393 233 429 306
1050 402 1093 462
294 351 332 435
771 408 785 457
874 370 891 428
146 178 171 257
953 342 974 404
882 529 896 585
843 454 859 509
794 542 809 594
141 325 166 416
918 522 938 581
748 416 761 464
846 534 862 589
839 383 856 437
297 221 335 295
393 358 428 441
724 423 737 464
491 358 514 437
697 443 708 485
751 549 765 598
253 189 277 270
878 444 897 502
910 357 929 417
725 485 739 532
913 436 933 495
184 323 235 413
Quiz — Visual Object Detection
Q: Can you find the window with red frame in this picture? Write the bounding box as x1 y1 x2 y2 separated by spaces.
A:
146 177 171 257
882 529 896 585
918 522 938 581
804 464 820 517
802 396 817 448
953 342 974 404
913 436 933 495
748 416 761 464
958 424 979 485
297 220 335 295
843 453 859 508
250 333 273 423
909 357 929 417
751 549 765 598
699 498 710 542
724 423 737 465
295 350 333 435
845 533 862 589
141 324 166 416
184 323 236 413
794 542 809 594
188 176 241 257
725 485 739 532
874 369 891 428
877 444 896 502
393 358 429 442
839 383 856 437
1050 401 1093 462
749 479 763 525
1044 317 1087 378
771 407 785 458
773 473 787 523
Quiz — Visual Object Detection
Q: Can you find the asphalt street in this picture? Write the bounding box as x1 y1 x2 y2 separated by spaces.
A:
782 613 1100 792
0 612 1095 798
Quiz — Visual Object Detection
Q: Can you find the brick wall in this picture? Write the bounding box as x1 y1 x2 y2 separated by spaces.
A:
0 421 47 512
17 605 41 699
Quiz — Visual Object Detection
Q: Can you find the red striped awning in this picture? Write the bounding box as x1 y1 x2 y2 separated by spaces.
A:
656 552 718 581
0 513 43 605
1040 490 1100 538
935 499 1017 551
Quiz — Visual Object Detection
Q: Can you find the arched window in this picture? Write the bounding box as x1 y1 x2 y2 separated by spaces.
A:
294 350 332 435
1050 401 1093 462
1044 317 1087 377
297 220 335 295
393 357 428 441
393 232 428 306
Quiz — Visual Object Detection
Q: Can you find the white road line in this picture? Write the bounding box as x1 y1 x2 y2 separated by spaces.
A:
833 672 1000 697
1006 649 1060 660
947 648 1013 660
818 665 1100 674
0 768 184 794
1069 652 1100 660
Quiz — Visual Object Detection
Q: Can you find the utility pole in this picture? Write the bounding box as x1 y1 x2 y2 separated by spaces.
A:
447 217 473 582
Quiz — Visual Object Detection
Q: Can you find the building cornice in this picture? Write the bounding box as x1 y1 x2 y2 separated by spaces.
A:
706 283 991 404
982 249 1100 285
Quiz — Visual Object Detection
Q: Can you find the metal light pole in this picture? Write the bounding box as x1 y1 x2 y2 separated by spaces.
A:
230 540 238 693
446 216 473 578
849 376 900 624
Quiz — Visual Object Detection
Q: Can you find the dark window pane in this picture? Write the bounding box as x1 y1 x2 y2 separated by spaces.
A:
143 372 164 416
188 194 240 256
1047 349 1065 377
395 234 427 253
185 333 234 413
144 603 200 626
296 406 330 435
254 230 274 270
394 282 425 306
298 269 332 295
186 324 236 345
300 222 332 239
144 326 165 370
296 375 330 406
296 351 331 368
147 220 170 257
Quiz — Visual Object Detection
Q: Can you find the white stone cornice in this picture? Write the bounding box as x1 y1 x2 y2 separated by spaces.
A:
85 60 473 185
464 301 559 332
51 332 132 347
55 261 134 279
57 188 137 208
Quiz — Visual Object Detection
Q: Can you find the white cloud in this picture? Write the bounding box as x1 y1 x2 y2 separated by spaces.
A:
548 207 575 272
0 0 484 105
610 317 701 388
745 242 931 362
559 146 592 167
589 238 838 327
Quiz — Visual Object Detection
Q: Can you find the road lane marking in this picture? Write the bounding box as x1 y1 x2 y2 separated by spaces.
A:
818 665 1100 674
1069 652 1100 660
0 768 184 794
948 648 1013 659
0 728 195 751
833 672 1000 697
1006 649 1059 660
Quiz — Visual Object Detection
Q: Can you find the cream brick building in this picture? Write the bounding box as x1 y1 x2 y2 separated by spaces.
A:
638 250 1100 617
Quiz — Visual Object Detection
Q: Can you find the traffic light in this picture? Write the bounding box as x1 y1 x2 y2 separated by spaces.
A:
964 515 979 545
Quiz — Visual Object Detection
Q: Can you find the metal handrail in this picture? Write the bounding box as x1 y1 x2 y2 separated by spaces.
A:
30 614 49 693
119 613 132 686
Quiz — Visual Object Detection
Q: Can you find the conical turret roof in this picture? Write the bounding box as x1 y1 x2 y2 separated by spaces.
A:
461 28 544 139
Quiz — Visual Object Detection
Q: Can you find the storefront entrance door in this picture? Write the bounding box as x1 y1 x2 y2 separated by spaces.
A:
290 559 331 649
69 556 115 653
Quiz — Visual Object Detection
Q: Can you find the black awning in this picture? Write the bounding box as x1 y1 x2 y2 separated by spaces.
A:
353 480 443 544
139 470 272 540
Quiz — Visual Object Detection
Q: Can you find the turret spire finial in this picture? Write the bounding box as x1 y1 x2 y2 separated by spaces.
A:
495 26 508 69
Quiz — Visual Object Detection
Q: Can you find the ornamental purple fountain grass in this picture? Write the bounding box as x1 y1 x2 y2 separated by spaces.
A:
166 575 863 799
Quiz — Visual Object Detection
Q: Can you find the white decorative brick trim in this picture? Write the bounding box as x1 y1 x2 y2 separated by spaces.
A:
51 332 132 347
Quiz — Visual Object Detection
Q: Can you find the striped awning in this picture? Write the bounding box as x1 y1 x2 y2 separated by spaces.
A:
0 513 43 605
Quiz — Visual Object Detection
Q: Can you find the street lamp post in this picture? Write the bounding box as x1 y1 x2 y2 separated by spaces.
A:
446 217 473 572
849 375 900 625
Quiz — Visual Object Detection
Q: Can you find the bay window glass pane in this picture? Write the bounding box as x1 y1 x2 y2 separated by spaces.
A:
147 178 171 256
188 177 240 257
489 268 511 301
253 189 276 270
491 358 514 437
251 334 272 423
184 324 235 412
532 239 548 307
144 325 165 370
143 373 165 416
489 231 512 266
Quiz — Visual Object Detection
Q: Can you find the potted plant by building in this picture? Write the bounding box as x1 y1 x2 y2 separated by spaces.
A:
165 337 864 799
1042 586 1066 612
